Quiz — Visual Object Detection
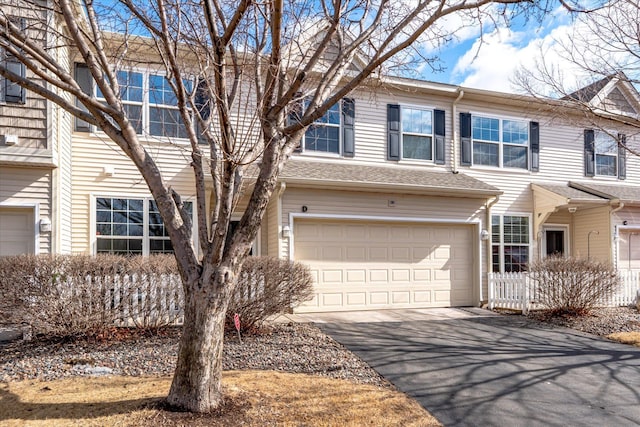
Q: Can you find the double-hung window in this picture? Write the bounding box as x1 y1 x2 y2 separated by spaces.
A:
77 65 194 139
149 74 191 139
492 215 530 273
401 107 433 161
96 70 144 134
96 197 192 256
472 116 528 169
304 101 341 154
594 131 618 176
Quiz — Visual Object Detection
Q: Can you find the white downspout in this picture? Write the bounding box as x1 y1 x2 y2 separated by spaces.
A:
482 195 500 304
451 88 464 174
610 200 625 269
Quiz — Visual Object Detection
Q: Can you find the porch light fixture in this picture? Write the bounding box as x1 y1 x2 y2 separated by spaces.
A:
568 207 577 213
480 229 490 241
282 225 291 238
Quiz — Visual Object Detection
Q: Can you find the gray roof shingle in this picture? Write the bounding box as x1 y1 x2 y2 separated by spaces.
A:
275 159 501 197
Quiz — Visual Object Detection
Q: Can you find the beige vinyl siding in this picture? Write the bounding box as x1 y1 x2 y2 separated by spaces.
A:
0 166 51 253
281 187 485 251
70 135 197 254
266 197 279 257
573 206 611 261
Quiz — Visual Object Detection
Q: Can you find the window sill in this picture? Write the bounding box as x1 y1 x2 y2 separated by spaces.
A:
298 151 342 159
398 159 439 167
466 165 532 174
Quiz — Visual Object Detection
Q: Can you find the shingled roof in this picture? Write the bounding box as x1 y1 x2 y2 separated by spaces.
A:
270 159 501 197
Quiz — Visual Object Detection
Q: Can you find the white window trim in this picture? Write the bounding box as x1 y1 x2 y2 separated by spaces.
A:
399 104 435 163
90 194 197 256
491 213 532 273
471 114 529 169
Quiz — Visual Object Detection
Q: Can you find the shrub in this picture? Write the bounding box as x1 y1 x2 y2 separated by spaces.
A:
528 256 620 316
0 253 312 337
228 256 314 332
0 254 181 336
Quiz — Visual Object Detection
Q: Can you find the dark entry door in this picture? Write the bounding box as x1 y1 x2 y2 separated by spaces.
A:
545 230 564 256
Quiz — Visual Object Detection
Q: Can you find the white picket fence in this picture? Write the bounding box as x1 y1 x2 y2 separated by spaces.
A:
488 270 640 314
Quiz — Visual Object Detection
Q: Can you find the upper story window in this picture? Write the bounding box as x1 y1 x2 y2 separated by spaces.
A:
492 214 530 273
387 105 445 164
96 196 193 256
401 107 433 161
584 129 626 179
472 116 528 169
76 64 193 140
149 74 192 139
1 17 26 104
594 131 618 176
294 98 355 157
97 70 143 134
304 101 341 154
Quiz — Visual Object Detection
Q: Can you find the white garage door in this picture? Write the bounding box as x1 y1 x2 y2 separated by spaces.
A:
294 219 474 312
0 207 35 256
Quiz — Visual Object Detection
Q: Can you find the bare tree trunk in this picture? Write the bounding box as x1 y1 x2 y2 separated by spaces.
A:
167 273 232 412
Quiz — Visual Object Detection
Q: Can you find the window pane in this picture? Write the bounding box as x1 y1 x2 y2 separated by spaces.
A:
472 116 499 142
502 120 528 144
503 145 527 169
149 107 187 138
96 223 112 236
504 246 528 272
124 104 143 134
473 141 499 166
492 216 500 243
305 125 340 153
402 108 432 135
595 131 617 154
492 245 500 273
596 154 617 176
503 216 529 244
402 135 432 160
97 238 112 253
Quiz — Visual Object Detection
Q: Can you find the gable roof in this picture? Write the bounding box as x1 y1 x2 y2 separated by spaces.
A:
562 73 640 117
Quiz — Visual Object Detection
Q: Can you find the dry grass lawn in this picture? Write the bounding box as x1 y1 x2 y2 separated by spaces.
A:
607 331 640 347
0 371 440 426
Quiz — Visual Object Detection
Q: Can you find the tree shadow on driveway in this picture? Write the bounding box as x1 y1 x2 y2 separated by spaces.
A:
320 316 640 427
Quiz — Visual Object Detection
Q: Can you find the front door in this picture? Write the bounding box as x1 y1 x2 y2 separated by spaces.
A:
545 229 565 257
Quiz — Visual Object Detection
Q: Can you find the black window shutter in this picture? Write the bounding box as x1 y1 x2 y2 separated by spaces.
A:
4 59 25 103
387 104 400 161
289 93 303 153
460 112 472 166
618 133 627 180
530 121 540 172
342 98 355 157
434 109 445 165
3 17 26 104
584 129 595 177
74 63 93 132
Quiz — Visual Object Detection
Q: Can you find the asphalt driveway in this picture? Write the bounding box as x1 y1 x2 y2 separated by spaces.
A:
317 310 640 427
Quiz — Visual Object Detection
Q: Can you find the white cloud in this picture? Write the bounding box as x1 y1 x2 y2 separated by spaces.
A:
450 11 596 93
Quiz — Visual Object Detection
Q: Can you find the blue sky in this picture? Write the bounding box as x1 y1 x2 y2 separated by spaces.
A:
415 6 583 94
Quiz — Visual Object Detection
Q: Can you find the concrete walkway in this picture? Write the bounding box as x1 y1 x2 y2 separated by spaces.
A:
309 309 640 427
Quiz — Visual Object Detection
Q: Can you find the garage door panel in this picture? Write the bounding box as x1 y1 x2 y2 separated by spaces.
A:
294 220 474 312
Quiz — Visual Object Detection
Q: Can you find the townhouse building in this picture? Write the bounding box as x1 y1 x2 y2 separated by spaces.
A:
2 3 640 313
